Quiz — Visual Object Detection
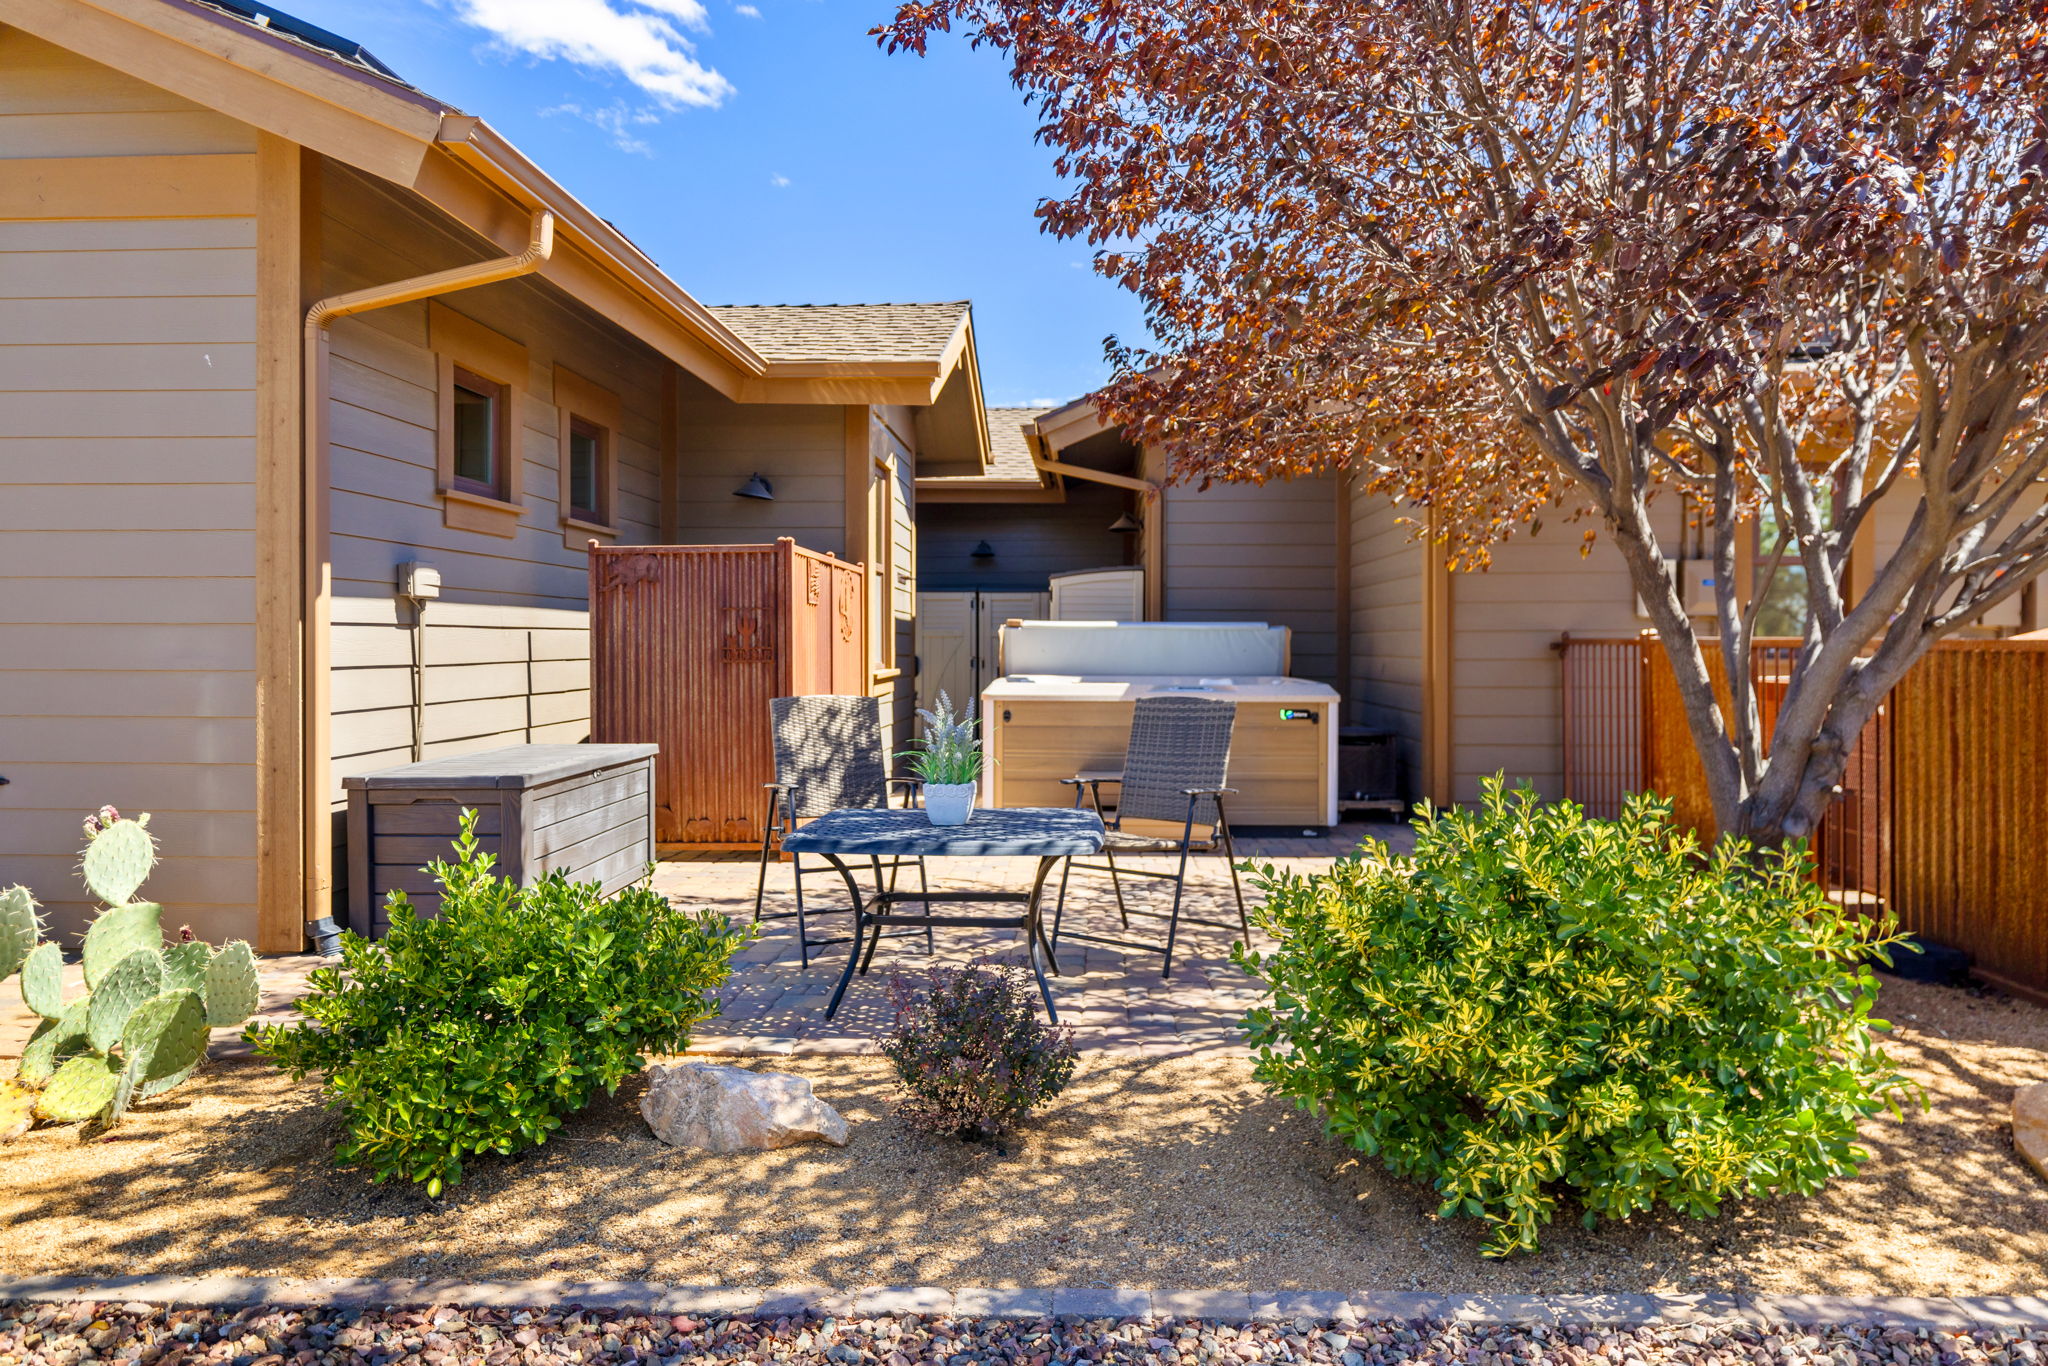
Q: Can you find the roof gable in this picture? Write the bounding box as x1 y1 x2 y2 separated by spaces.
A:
706 302 972 368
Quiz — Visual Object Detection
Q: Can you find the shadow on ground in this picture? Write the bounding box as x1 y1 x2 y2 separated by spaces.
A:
2 979 2044 1294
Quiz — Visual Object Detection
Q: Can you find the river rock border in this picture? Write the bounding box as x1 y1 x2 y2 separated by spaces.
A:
3 1277 2046 1330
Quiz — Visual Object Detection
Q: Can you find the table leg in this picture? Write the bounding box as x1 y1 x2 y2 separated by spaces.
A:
1023 854 1061 1022
822 853 869 1021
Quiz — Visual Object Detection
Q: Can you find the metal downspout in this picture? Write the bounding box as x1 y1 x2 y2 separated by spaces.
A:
299 211 556 941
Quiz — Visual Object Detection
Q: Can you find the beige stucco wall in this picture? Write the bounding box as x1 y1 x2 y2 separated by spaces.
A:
0 28 263 942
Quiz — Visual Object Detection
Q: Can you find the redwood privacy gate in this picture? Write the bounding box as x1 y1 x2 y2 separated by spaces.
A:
589 539 866 847
1559 634 2048 998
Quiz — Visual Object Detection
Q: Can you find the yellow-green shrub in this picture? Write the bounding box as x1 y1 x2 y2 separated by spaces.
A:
1235 778 1915 1255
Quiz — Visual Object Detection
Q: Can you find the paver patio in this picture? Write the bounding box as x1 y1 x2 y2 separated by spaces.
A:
656 820 1411 1056
0 820 1412 1063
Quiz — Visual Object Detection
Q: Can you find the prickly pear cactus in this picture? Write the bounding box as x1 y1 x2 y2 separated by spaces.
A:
82 901 163 989
203 941 260 1027
18 940 65 1020
19 997 90 1086
0 805 260 1132
119 989 209 1114
0 886 37 982
86 948 164 1053
0 1080 33 1142
35 1053 122 1123
160 939 209 995
81 813 155 907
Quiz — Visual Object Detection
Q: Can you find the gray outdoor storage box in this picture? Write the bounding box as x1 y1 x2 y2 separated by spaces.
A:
343 743 659 938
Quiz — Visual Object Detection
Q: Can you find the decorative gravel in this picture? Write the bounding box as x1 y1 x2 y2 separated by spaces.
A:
5 1301 2048 1366
3 980 2045 1294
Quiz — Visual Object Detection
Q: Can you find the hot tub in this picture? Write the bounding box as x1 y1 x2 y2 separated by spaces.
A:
979 623 1339 826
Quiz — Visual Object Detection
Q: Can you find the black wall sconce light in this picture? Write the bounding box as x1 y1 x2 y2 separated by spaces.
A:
970 540 996 559
733 473 775 500
1108 512 1141 533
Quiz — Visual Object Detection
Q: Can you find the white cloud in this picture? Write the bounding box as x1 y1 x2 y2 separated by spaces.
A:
450 0 735 108
542 102 661 154
770 173 791 187
735 3 761 15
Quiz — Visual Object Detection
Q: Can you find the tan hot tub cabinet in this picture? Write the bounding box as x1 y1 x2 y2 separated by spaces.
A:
980 622 1339 827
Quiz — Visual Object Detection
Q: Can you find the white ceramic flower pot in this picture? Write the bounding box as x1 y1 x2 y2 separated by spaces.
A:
923 781 978 827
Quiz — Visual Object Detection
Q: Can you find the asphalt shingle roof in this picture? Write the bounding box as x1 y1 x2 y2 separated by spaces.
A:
982 407 1053 480
920 406 1052 485
705 302 971 366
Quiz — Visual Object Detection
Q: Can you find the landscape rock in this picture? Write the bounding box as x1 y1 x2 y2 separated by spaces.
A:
640 1062 849 1153
2016 1081 2048 1183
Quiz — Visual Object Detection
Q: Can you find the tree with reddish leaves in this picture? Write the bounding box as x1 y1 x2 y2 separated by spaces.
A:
881 0 2048 847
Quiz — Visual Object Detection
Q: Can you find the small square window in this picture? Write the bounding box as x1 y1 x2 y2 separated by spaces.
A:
567 416 606 524
450 367 506 499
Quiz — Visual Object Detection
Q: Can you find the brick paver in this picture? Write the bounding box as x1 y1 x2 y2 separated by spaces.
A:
660 821 1411 1056
0 821 1414 1062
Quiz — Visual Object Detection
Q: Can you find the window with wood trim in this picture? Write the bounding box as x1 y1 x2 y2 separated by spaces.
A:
553 365 623 544
566 416 607 524
430 302 528 539
449 366 509 500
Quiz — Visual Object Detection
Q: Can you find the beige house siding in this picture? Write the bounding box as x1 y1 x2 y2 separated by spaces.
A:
1346 492 1426 789
671 373 847 553
1160 472 1341 687
871 407 919 753
314 166 670 911
0 28 257 157
0 28 261 942
1446 527 1635 802
1865 476 2041 633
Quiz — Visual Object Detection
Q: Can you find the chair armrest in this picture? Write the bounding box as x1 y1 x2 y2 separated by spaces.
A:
887 776 924 788
762 781 793 791
1182 786 1239 797
1073 768 1124 784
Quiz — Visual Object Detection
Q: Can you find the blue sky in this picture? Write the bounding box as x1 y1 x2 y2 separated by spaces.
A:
278 0 1148 406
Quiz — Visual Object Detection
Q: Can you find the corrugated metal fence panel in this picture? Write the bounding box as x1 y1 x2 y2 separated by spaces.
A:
1892 640 2048 996
1558 636 1643 819
1570 635 1887 902
589 540 866 847
1566 632 2045 991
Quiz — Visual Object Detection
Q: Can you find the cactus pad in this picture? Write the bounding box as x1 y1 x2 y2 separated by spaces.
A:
82 901 163 988
124 988 209 1084
0 885 38 982
160 939 209 995
19 996 91 1086
34 1053 120 1123
19 941 66 1020
82 816 156 906
0 1079 33 1141
203 940 260 1028
86 948 163 1053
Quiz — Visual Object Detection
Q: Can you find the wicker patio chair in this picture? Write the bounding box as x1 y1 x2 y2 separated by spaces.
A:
751 694 931 967
1049 694 1249 977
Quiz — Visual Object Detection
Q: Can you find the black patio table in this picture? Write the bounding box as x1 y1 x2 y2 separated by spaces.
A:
778 806 1106 1022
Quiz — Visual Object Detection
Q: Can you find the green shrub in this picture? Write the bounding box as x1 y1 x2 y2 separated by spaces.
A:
1234 778 1915 1256
883 959 1077 1139
250 815 746 1195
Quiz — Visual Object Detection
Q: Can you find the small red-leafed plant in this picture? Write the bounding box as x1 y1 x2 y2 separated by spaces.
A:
883 958 1077 1142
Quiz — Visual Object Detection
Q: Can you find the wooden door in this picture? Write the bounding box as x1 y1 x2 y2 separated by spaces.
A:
915 592 975 716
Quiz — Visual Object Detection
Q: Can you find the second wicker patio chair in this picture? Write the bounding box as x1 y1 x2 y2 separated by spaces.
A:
1050 694 1250 977
751 694 931 967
